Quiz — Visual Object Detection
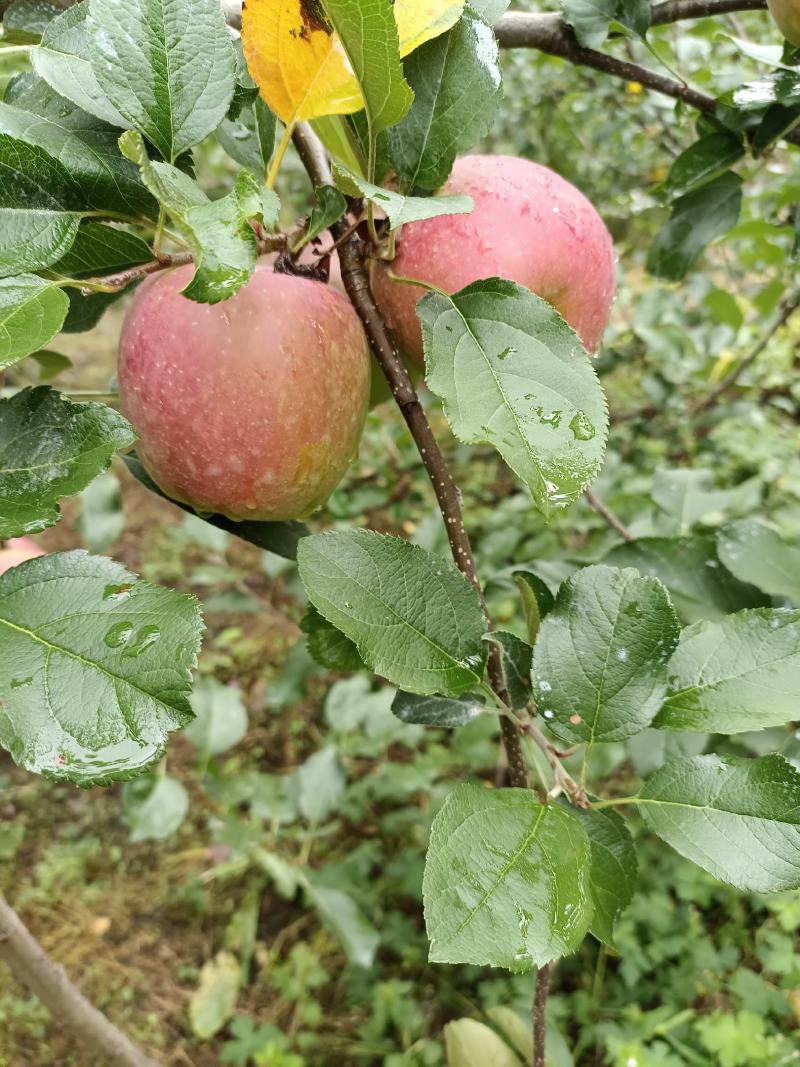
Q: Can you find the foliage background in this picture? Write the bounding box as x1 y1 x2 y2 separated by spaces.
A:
2 3 800 1065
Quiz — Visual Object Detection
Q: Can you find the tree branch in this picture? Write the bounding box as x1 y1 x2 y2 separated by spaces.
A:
584 487 633 541
292 124 529 789
532 962 552 1067
691 289 800 414
494 3 800 152
0 894 158 1067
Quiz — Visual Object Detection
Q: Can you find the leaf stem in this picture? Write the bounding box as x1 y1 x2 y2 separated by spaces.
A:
267 121 295 189
385 268 449 298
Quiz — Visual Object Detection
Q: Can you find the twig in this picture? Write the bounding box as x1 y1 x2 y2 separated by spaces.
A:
526 721 589 806
691 290 800 414
0 894 158 1067
76 233 287 294
584 487 633 540
533 962 552 1067
291 123 528 790
494 5 800 150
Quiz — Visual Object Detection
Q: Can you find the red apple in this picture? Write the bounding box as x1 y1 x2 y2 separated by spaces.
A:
768 0 800 44
0 537 44 575
118 264 371 521
371 154 616 361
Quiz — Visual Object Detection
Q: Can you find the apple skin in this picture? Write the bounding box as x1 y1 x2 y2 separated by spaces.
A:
0 538 44 575
768 0 800 44
118 263 371 522
371 154 616 361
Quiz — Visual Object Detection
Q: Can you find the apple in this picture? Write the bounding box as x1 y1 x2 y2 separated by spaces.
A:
768 0 800 44
371 154 617 361
118 263 371 522
0 537 44 575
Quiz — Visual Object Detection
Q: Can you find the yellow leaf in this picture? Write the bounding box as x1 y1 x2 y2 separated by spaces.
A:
242 1 362 126
396 0 464 55
242 0 463 128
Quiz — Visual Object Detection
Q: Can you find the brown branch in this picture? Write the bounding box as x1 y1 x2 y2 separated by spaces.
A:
76 233 287 294
533 962 552 1067
584 487 633 541
291 124 529 789
0 894 158 1067
494 3 800 149
691 289 800 414
649 0 766 23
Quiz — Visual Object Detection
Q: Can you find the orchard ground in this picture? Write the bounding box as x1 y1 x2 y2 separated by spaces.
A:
3 290 800 1066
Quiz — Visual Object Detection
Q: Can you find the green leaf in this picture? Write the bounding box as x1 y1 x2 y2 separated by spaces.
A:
638 754 800 891
0 82 155 218
122 772 189 841
391 690 485 727
78 471 123 552
332 163 473 228
216 97 277 176
444 1019 523 1067
654 608 800 733
0 134 81 278
532 565 680 744
0 275 69 371
651 468 747 533
717 521 800 604
560 0 650 47
120 133 270 303
304 185 348 246
31 3 130 128
604 535 769 623
2 0 60 43
300 605 364 671
180 171 265 303
570 806 636 948
189 951 241 1039
469 0 511 18
61 287 123 334
29 348 72 381
423 784 592 968
647 172 743 281
322 0 414 138
185 675 249 757
419 279 608 518
0 550 203 786
298 529 488 697
387 7 502 191
0 387 135 539
292 746 345 822
51 222 152 277
513 570 555 646
305 880 380 968
658 132 745 201
86 0 236 162
121 453 307 559
488 630 532 710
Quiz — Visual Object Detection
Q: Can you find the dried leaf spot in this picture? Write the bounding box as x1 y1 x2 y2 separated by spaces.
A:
299 0 332 35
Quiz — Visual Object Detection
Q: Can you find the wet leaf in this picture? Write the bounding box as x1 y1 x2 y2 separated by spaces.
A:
0 550 203 786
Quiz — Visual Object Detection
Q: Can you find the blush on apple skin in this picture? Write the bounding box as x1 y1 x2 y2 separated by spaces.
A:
768 0 800 45
371 154 617 361
0 538 45 575
118 264 371 522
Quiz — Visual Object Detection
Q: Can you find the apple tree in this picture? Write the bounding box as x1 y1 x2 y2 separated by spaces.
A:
0 0 799 1064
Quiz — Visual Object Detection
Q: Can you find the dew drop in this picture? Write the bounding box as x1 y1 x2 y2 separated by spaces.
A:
104 621 134 649
569 410 596 441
